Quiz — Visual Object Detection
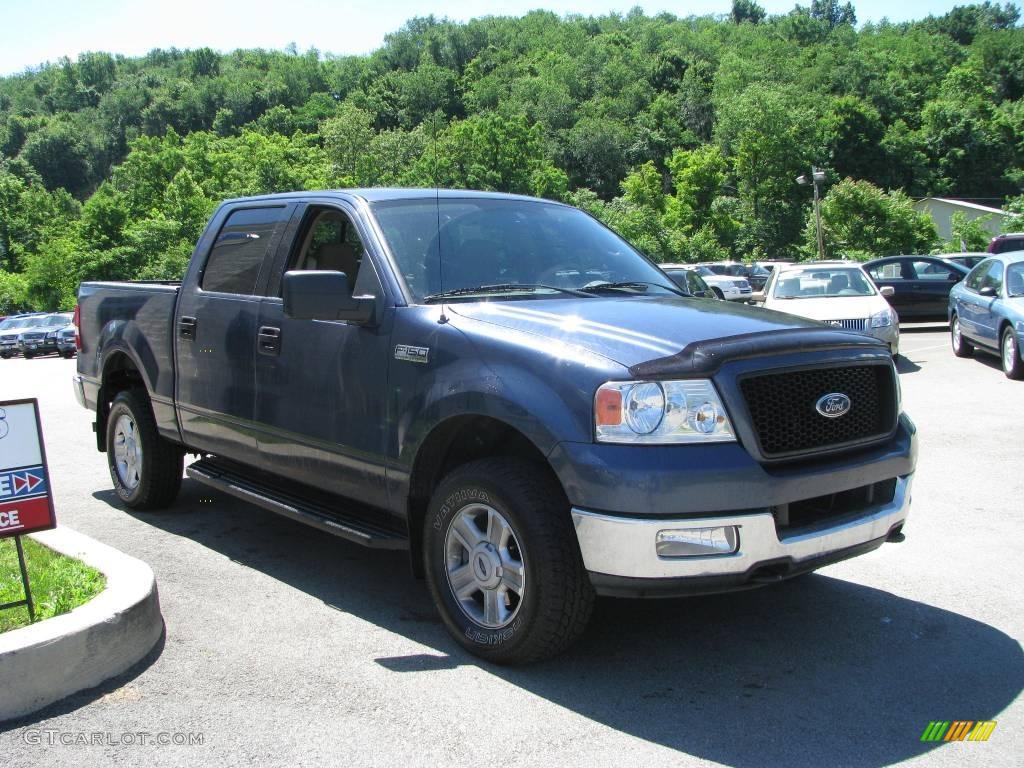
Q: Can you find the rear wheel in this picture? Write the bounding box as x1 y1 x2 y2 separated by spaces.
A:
105 389 184 509
1002 328 1023 380
423 458 594 664
950 314 973 358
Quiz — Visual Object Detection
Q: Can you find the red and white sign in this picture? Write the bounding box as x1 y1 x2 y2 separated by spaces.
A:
0 399 56 538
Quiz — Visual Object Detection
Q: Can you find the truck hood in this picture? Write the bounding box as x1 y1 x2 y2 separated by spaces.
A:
448 296 872 371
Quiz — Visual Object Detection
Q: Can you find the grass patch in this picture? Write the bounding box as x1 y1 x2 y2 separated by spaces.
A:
0 537 106 633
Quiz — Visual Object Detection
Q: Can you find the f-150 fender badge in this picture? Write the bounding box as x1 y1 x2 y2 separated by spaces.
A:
395 344 430 364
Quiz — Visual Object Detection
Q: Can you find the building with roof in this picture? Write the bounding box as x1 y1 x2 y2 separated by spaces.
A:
913 197 1009 242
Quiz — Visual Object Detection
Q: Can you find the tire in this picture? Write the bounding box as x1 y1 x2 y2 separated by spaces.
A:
1002 327 1024 380
23 351 34 359
950 314 973 358
105 389 184 509
423 458 594 664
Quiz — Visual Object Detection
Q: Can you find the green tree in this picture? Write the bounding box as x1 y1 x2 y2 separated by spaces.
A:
731 0 766 25
19 120 94 196
321 103 376 184
808 178 937 259
716 84 821 259
942 211 994 251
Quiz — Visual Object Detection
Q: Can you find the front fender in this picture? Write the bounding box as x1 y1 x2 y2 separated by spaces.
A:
399 348 598 463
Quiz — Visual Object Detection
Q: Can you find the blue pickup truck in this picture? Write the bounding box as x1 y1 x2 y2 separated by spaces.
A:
74 189 917 663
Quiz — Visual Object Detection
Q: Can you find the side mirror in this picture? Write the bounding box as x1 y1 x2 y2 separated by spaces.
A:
880 286 895 298
979 285 997 298
282 270 375 324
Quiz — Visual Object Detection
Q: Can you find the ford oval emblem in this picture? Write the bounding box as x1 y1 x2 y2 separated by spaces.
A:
816 393 851 418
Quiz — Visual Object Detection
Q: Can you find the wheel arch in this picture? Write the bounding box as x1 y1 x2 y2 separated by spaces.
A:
405 414 567 578
96 349 148 452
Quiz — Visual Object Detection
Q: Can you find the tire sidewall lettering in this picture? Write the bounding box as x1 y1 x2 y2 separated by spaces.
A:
432 487 491 532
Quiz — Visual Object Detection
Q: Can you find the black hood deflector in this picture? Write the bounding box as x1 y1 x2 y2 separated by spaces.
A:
628 327 887 378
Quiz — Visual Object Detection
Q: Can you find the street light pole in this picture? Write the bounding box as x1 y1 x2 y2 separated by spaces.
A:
797 166 827 260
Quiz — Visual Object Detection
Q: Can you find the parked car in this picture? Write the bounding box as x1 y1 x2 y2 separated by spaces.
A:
757 261 899 356
937 252 988 270
0 313 45 358
658 265 718 298
55 324 78 357
863 256 969 322
685 265 752 300
696 261 771 292
74 189 915 664
948 252 1024 379
755 260 794 274
987 233 1024 254
19 312 74 358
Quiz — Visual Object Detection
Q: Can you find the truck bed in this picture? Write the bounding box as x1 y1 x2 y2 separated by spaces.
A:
76 280 182 443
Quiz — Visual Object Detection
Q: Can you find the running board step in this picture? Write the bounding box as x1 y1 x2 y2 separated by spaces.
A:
186 458 407 550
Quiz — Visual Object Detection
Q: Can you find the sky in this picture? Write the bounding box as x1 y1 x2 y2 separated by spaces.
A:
0 0 982 76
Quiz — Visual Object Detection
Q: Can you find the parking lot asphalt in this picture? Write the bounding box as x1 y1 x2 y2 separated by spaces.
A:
0 324 1021 768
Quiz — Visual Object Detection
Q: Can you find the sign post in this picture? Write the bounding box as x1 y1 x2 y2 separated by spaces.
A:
0 399 58 622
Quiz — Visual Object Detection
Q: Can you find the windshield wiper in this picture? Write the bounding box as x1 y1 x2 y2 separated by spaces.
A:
580 281 685 297
424 283 593 302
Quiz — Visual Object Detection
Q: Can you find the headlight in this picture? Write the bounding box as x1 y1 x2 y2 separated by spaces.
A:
870 308 894 328
595 380 736 444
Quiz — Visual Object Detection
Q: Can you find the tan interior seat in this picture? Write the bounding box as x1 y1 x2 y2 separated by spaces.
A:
313 243 359 280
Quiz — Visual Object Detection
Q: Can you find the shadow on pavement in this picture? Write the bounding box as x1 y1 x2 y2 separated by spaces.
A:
102 479 1023 768
900 323 949 334
895 355 921 374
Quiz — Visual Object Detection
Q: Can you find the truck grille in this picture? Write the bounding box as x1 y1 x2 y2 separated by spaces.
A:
824 319 866 332
739 364 897 459
23 332 45 341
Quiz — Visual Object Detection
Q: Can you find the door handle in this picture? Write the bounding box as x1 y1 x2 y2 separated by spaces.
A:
258 325 281 356
179 316 197 340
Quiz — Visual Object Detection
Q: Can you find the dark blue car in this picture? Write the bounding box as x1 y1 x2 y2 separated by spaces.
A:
949 251 1024 379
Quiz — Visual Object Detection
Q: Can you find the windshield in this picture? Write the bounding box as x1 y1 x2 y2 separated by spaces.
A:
370 198 679 302
773 268 876 299
1007 263 1024 297
40 314 71 328
0 318 22 330
694 266 715 277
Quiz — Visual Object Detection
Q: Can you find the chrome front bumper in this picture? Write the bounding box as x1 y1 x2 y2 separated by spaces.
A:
572 474 912 583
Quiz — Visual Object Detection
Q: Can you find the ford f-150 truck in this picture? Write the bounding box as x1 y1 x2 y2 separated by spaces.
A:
74 189 916 663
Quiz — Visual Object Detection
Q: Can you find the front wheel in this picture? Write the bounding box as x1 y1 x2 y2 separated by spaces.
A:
105 389 184 509
423 458 594 664
951 314 973 358
1002 328 1023 380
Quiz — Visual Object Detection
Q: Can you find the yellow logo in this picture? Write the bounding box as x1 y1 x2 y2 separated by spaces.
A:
921 721 997 742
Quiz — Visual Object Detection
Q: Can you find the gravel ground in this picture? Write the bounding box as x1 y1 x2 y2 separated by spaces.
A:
0 325 1021 768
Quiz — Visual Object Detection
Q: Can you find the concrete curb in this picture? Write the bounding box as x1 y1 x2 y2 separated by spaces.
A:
0 526 163 722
